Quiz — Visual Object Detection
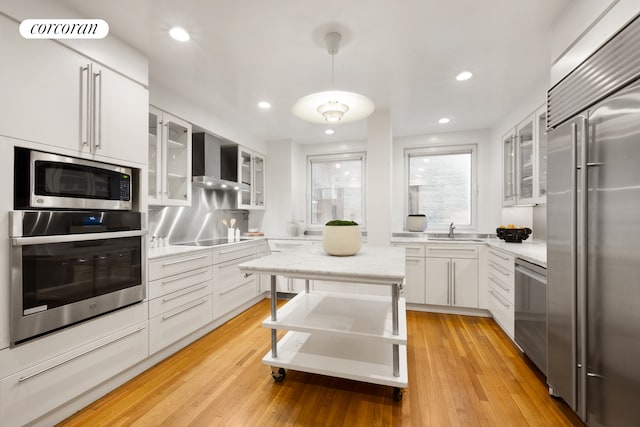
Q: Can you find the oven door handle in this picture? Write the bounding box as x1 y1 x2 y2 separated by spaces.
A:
12 230 147 246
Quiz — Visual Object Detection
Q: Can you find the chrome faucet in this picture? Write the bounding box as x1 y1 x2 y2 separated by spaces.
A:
448 222 456 238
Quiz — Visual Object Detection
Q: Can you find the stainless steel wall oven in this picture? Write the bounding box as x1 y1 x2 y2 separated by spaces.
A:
10 211 145 346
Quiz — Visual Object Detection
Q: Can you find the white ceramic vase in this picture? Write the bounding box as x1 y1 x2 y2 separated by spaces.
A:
322 225 361 256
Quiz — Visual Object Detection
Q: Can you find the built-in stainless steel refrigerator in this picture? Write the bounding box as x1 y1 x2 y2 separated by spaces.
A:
547 13 640 427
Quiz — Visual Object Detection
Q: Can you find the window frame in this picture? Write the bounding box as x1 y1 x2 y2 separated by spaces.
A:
404 144 477 231
307 152 367 229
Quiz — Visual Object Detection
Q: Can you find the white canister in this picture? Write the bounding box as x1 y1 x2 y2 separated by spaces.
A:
406 214 427 232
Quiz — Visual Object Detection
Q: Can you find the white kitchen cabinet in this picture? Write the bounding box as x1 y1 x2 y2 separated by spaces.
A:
502 128 517 206
212 242 261 319
238 147 266 210
0 322 148 427
535 105 548 203
425 245 479 309
392 243 426 304
147 251 213 354
502 103 547 206
0 15 147 165
148 106 192 206
486 248 515 338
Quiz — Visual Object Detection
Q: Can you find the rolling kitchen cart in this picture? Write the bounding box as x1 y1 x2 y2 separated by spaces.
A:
238 245 407 400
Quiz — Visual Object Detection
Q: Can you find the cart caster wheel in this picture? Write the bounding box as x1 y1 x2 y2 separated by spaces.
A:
271 367 286 382
393 387 404 401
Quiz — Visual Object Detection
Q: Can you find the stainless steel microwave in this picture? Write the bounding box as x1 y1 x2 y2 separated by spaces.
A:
14 147 132 210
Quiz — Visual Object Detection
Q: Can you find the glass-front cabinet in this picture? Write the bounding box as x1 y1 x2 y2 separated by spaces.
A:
238 146 266 210
502 128 517 206
148 106 192 206
535 105 547 203
502 103 547 206
516 115 535 204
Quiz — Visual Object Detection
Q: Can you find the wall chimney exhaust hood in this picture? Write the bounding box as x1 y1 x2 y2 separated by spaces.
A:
192 132 248 191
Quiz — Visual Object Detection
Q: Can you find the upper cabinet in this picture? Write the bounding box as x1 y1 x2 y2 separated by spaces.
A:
238 147 266 210
148 107 192 206
502 103 547 206
0 15 147 166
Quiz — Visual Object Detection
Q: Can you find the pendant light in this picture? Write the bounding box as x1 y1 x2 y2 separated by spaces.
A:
292 32 375 124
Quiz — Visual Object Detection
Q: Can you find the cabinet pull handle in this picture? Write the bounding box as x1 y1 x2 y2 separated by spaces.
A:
161 255 208 267
18 326 145 383
162 284 209 302
218 278 254 296
428 247 476 252
488 275 510 291
218 246 253 255
80 64 91 147
446 260 451 305
488 250 510 261
162 299 208 321
93 69 102 150
489 290 510 307
161 270 207 285
489 261 510 276
406 258 421 263
452 260 456 305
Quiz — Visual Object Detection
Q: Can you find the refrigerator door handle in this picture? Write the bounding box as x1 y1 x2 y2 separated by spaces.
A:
578 116 589 421
570 122 579 411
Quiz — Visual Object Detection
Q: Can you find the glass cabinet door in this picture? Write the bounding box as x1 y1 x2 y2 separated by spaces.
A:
517 115 535 203
536 106 548 202
239 148 252 207
148 108 162 203
253 153 265 207
503 129 516 205
163 116 191 205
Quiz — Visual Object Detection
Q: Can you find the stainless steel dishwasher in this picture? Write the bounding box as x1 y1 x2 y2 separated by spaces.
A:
514 258 547 376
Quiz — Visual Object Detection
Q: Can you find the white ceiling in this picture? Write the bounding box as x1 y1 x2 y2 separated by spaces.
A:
61 0 570 144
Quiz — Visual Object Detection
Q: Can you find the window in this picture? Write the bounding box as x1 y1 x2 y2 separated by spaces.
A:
308 153 365 226
406 145 476 228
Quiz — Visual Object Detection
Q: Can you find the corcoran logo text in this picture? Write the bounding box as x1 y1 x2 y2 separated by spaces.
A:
19 19 109 39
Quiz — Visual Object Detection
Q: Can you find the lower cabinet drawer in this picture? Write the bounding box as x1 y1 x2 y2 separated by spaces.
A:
0 323 148 427
148 267 213 300
149 295 213 355
488 285 514 338
149 280 212 318
213 277 258 319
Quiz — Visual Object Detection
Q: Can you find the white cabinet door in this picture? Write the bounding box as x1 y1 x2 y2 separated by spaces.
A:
516 114 536 204
404 257 426 304
147 108 192 206
94 64 148 165
452 258 478 308
253 152 266 208
425 257 450 305
502 128 517 206
238 147 266 209
535 105 548 203
0 16 85 152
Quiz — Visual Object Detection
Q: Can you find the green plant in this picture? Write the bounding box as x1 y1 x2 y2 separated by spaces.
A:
325 220 358 226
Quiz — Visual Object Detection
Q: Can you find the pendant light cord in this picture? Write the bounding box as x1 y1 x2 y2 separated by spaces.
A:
331 53 335 88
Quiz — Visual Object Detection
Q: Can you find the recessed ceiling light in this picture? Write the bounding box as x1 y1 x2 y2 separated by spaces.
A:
438 117 451 124
325 129 335 135
169 27 190 42
258 101 271 109
456 71 473 81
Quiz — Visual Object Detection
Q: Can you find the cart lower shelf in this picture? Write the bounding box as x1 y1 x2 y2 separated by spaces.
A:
263 331 408 388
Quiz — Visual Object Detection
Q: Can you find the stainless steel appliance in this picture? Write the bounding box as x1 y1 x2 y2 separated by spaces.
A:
547 13 640 426
10 210 145 346
14 147 132 210
514 259 547 376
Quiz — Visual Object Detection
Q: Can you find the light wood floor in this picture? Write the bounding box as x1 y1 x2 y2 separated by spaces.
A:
58 300 584 426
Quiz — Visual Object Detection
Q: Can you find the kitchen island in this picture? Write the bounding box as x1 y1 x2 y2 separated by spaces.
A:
238 245 408 399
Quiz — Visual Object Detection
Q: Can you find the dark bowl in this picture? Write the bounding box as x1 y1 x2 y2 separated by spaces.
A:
496 227 532 243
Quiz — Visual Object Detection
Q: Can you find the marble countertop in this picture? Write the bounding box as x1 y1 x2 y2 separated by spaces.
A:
390 235 547 268
238 245 405 285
